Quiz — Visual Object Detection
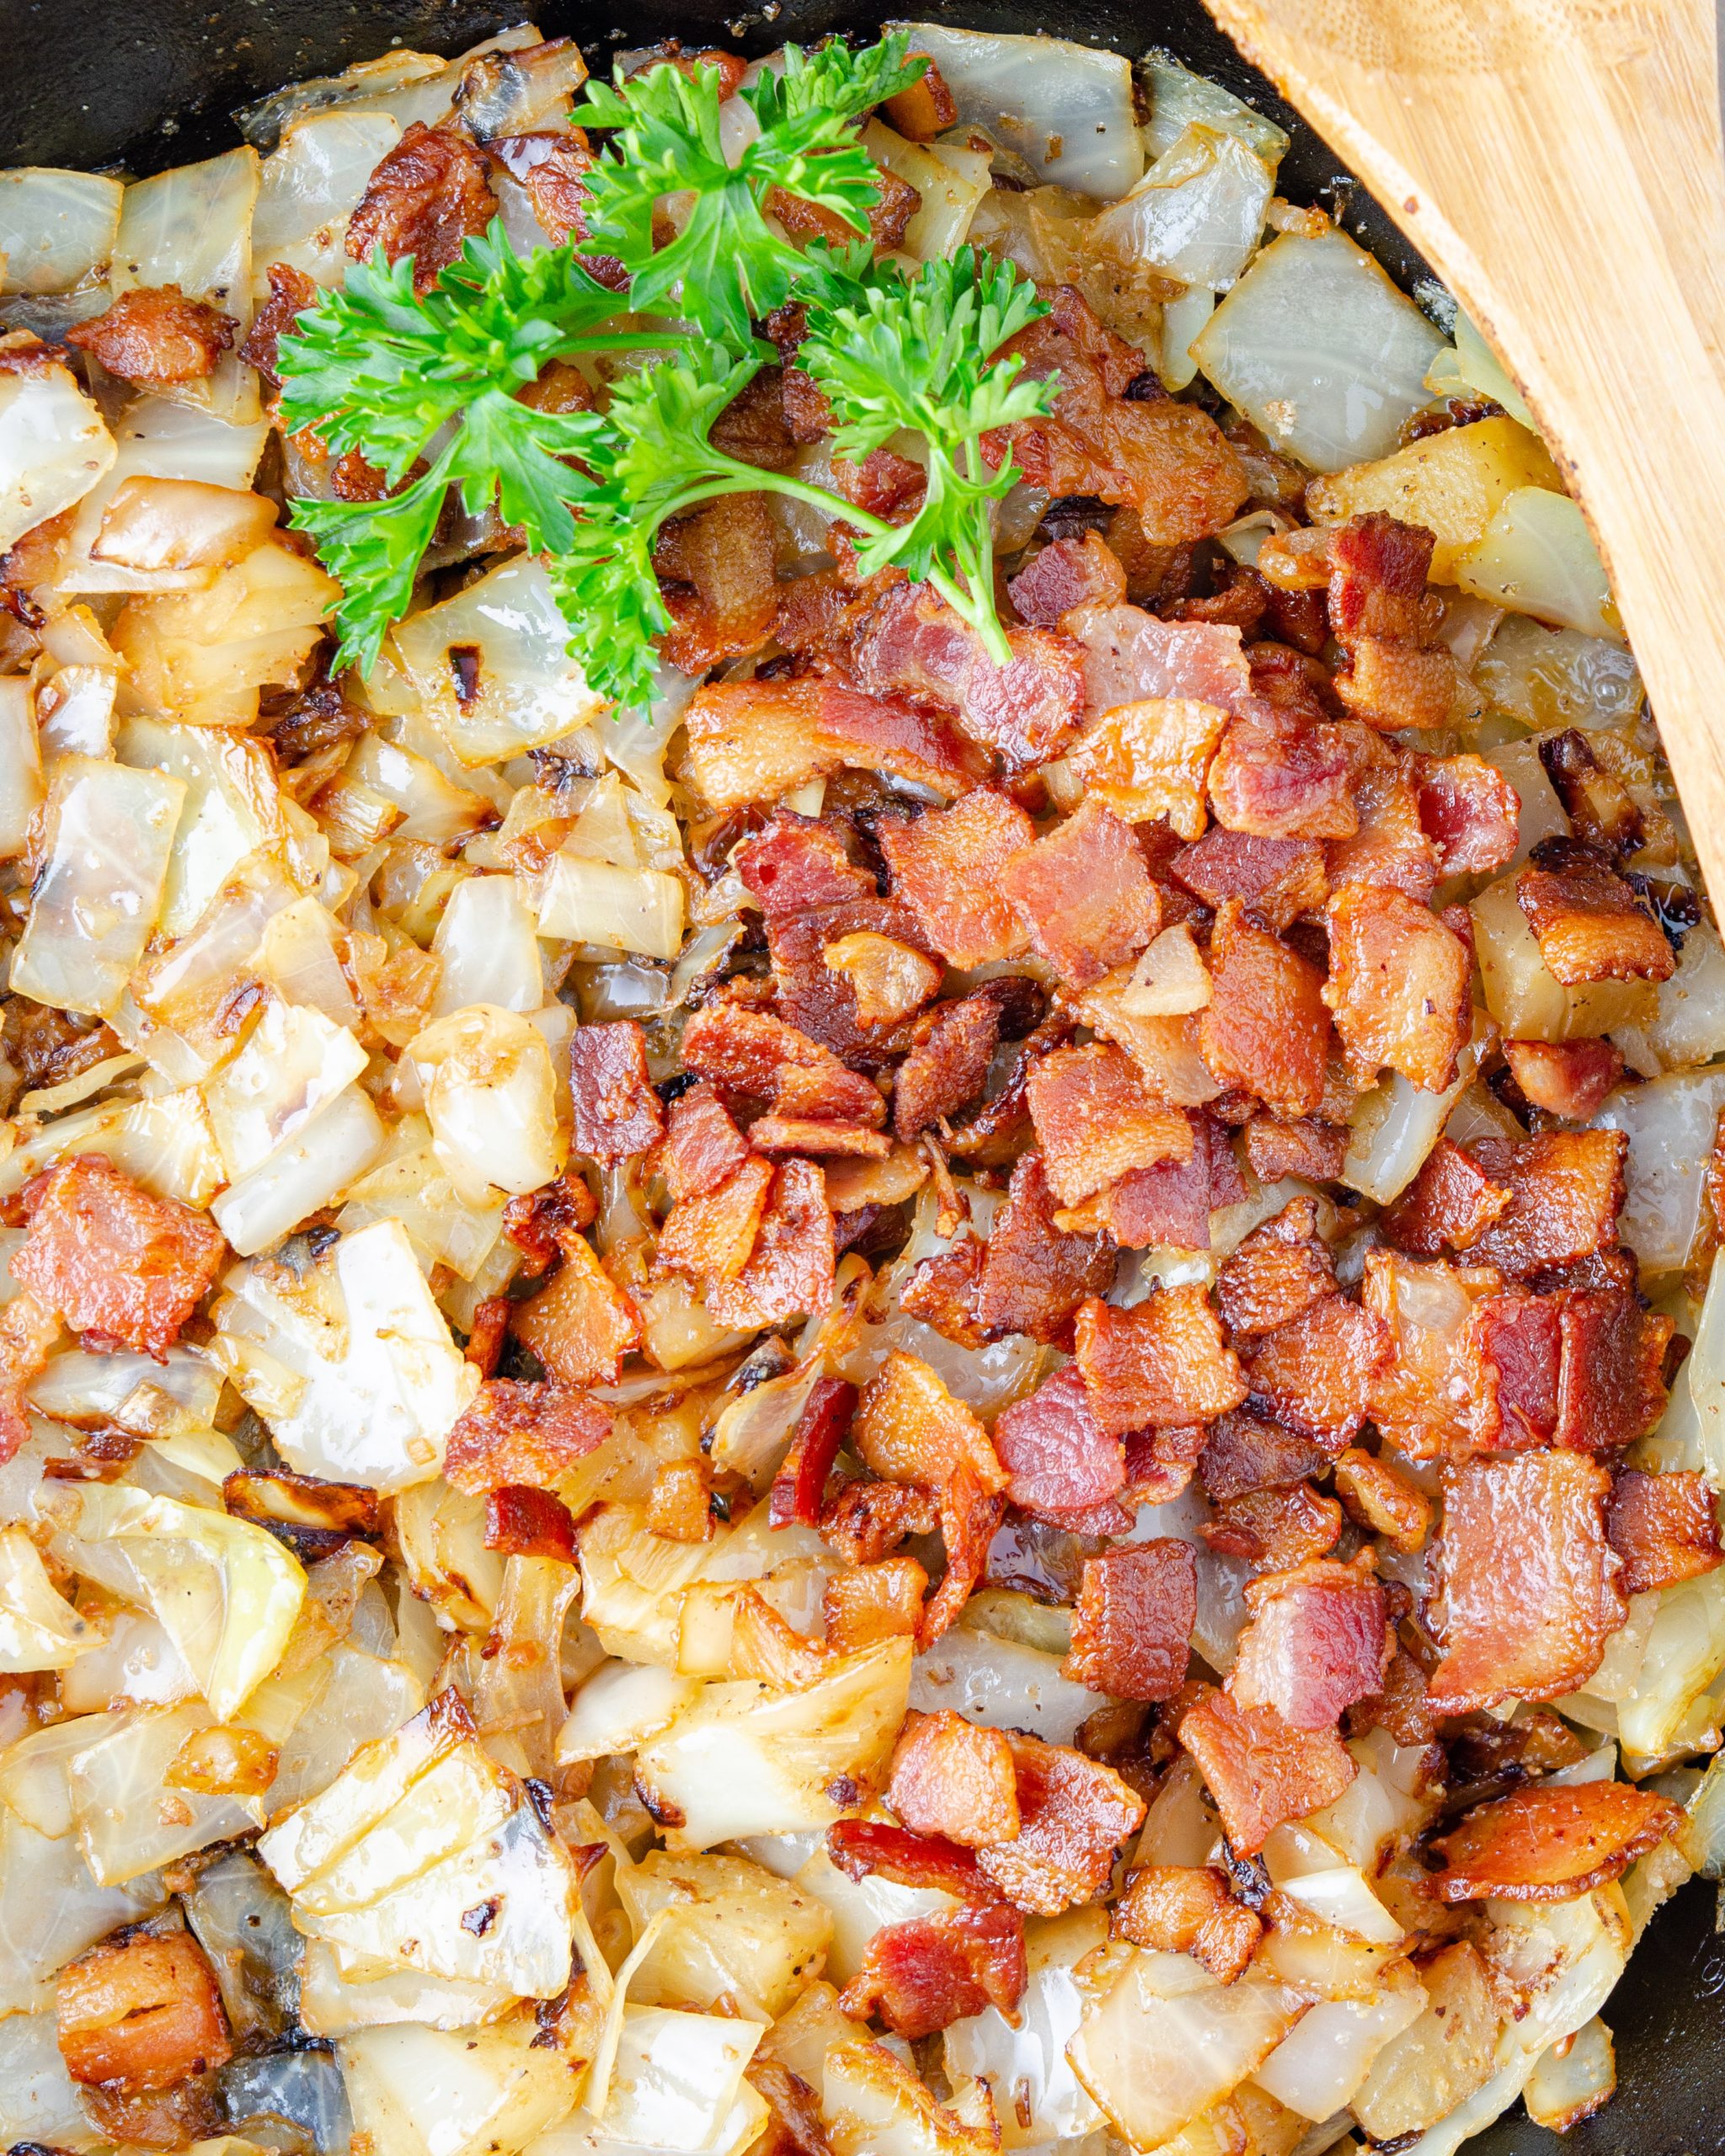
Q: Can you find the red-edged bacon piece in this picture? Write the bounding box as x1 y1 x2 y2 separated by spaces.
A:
1230 1556 1391 1731
921 1458 1008 1648
1199 900 1332 1118
768 1375 858 1529
1428 1782 1683 1904
681 1001 884 1128
991 1364 1127 1528
1605 1467 1725 1596
568 1021 665 1165
1468 1289 1561 1452
1325 513 1439 642
1199 1410 1326 1502
483 1483 578 1561
1007 531 1128 627
1076 1111 1244 1252
682 675 986 808
1203 1481 1343 1571
1063 1540 1197 1701
1322 883 1471 1093
827 1817 991 1897
443 1381 612 1496
1326 740 1439 904
657 1082 750 1203
703 1159 836 1329
1246 1293 1393 1450
1001 798 1161 990
1061 600 1251 717
734 814 876 917
1551 1287 1671 1453
1169 827 1328 935
1026 1040 1194 1209
894 995 1002 1140
975 1732 1147 1916
1208 702 1359 842
838 1902 1028 2036
878 789 1037 968
975 1151 1116 1346
1418 752 1520 874
1501 1038 1625 1122
1178 1684 1357 1854
1215 1196 1336 1341
1466 1132 1628 1278
1381 1139 1513 1258
1074 1283 1247 1434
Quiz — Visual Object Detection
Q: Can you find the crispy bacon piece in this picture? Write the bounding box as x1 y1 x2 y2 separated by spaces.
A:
1122 1421 1206 1507
443 1380 612 1496
1177 1685 1357 1854
975 1732 1147 1916
511 1239 640 1386
1241 1117 1345 1192
1381 1139 1512 1257
1170 827 1328 934
1517 839 1675 984
1199 900 1332 1118
922 1465 1009 1646
1069 1109 1240 1252
1429 1452 1626 1713
770 161 921 249
242 260 318 387
824 1555 929 1652
346 122 496 291
1067 697 1231 841
749 1115 894 1158
67 283 233 387
1334 1447 1431 1552
900 1238 989 1349
1323 884 1471 1093
1001 799 1161 990
646 1457 715 1544
485 1482 579 1561
1327 741 1440 903
976 1151 1116 1345
1323 514 1439 643
56 1931 232 2089
838 1902 1027 2037
1428 1782 1683 1904
501 1173 598 1278
1199 1410 1325 1502
992 1364 1127 1529
658 494 779 671
1064 600 1252 719
1007 531 1128 627
657 1082 750 1203
1074 1284 1247 1435
1418 752 1520 874
1064 1540 1196 1701
682 1002 884 1128
14 1155 226 1358
895 996 1002 1140
820 1476 940 1566
827 1817 990 1897
1333 637 1458 732
490 129 598 247
879 791 1037 968
1114 1865 1263 1983
0 1285 60 1465
1230 1556 1391 1731
704 1159 836 1328
1549 1287 1671 1453
682 676 985 809
1466 1132 1627 1278
889 1710 1022 1846
1203 1481 1343 1571
658 1155 775 1283
769 1376 859 1529
1247 1291 1392 1450
1606 1468 1724 1596
1215 1197 1336 1340
1538 728 1644 854
1364 1250 1505 1459
883 55 959 136
1501 1038 1624 1121
1208 703 1359 842
854 1351 1005 1492
1026 1041 1194 1209
567 1022 665 1164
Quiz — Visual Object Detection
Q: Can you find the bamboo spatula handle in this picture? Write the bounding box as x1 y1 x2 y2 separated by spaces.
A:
1203 0 1725 905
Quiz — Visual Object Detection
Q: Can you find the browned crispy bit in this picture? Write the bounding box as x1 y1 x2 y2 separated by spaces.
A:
1537 728 1644 856
346 121 498 291
57 1930 232 2089
222 1468 381 1561
882 56 959 138
1428 1781 1683 1903
1176 1684 1356 1855
1114 1864 1263 1981
888 1710 1022 1846
1517 837 1675 985
1333 1447 1432 1552
67 285 234 387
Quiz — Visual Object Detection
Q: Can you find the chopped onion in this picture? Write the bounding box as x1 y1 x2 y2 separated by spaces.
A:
409 1002 564 1200
300 1937 516 2036
431 873 544 1015
0 1525 92 1671
558 1658 701 1764
0 1802 162 2014
0 352 115 550
1590 1068 1725 1275
1451 487 1621 640
1616 922 1725 1075
211 1083 388 1257
823 2035 996 2156
91 473 277 573
0 168 124 294
1092 124 1274 291
207 993 370 1178
1342 1018 1481 1204
1474 611 1642 729
0 2013 88 2143
583 2004 765 2153
394 1476 504 1630
1140 52 1289 167
1193 228 1448 471
1524 2015 1616 2133
535 851 686 962
891 23 1144 199
1251 1973 1425 2120
863 120 991 262
339 2012 582 2156
61 397 271 596
910 1620 1104 1744
35 659 118 762
252 111 403 288
1480 736 1568 869
0 675 41 859
70 1700 263 1881
270 1642 427 1811
1615 1567 1725 1760
1158 280 1215 392
617 1849 834 2019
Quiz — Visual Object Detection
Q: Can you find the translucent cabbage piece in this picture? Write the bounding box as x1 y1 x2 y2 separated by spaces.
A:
910 1620 1103 1745
209 1216 480 1492
586 2005 766 2153
206 995 370 1180
0 1801 163 2013
117 717 309 938
944 1908 1108 2146
211 1084 390 1257
1140 51 1289 166
616 1849 834 2019
0 168 124 294
1092 124 1274 291
0 1525 94 1671
0 355 115 551
252 111 403 288
0 2012 88 2143
60 397 271 595
1474 611 1642 732
431 873 544 1016
69 1700 264 1882
1591 1067 1725 1276
1452 486 1621 640
0 678 43 860
411 1003 565 1200
340 2012 585 2156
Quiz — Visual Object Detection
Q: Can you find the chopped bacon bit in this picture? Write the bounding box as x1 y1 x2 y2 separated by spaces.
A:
1517 839 1676 984
1538 728 1645 855
1074 1283 1247 1434
1247 1293 1393 1449
823 931 942 1028
1203 1481 1343 1571
1007 531 1128 627
485 1482 579 1561
645 1457 715 1544
346 122 497 291
1067 697 1231 841
824 1555 929 1653
657 1082 750 1203
1215 1197 1336 1340
1069 1108 1234 1252
1326 741 1440 904
895 996 1002 1140
976 1731 1147 1916
1001 798 1161 990
67 283 233 387
1323 884 1471 1093
1466 1132 1627 1278
490 129 598 247
1064 1541 1197 1701
1199 1410 1325 1502
1177 1685 1357 1854
1501 1038 1625 1121
879 791 1038 968
1231 1556 1391 1731
1551 1287 1671 1453
242 260 318 387
1026 1041 1194 1209
737 814 874 918
511 1238 640 1387
568 1022 665 1164
682 1002 884 1128
827 1817 991 1897
1333 637 1458 731
854 1351 1006 1493
658 1155 775 1283
1429 1452 1626 1713
921 1465 1007 1647
1381 1139 1513 1257
1429 1782 1683 1904
1324 514 1439 643
503 1172 599 1277
770 159 921 249
769 1375 858 1529
1242 1114 1347 1185
838 1901 1028 2037
1121 1420 1207 1506
1418 753 1520 874
883 55 959 136
1334 1447 1432 1552
443 1380 612 1496
900 1238 990 1348
1170 828 1328 934
1208 703 1359 842
1199 900 1332 1118
658 493 780 671
56 1930 232 2089
821 1476 940 1566
749 1115 895 1157
889 1710 1022 1846
14 1155 226 1358
1606 1468 1724 1596
704 1159 836 1329
1114 1865 1263 1982
682 676 985 809
992 1365 1127 1528
463 1295 510 1376
1064 600 1252 717
976 1150 1116 1345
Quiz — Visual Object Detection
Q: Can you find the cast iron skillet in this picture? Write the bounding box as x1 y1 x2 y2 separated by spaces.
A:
0 3 1721 2148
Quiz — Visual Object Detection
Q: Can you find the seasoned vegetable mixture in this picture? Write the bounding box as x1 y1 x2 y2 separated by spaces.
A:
0 18 1718 2156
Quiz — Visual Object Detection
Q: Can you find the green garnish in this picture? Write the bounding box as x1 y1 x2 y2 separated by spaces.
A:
276 34 1060 702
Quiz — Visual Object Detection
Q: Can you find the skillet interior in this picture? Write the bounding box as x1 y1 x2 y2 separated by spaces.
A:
0 1 1720 2147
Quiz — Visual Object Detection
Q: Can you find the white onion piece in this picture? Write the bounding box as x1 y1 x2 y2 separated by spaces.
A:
91 474 276 572
910 1622 1104 1744
268 1641 427 1812
0 2013 89 2141
238 48 451 147
9 753 184 1016
535 851 685 961
0 1806 162 2015
1481 736 1568 868
257 894 362 1027
944 1908 1108 2147
789 1848 957 1986
58 1604 195 1711
1092 125 1273 291
1616 922 1725 1076
118 717 302 938
0 676 41 860
112 144 259 312
0 168 123 294
206 995 370 1178
590 664 695 808
431 874 543 1015
1591 1066 1725 1275
35 661 117 761
1158 280 1215 392
69 1700 263 1883
1435 307 1536 431
0 1526 91 1671
558 1659 700 1765
394 557 610 769
863 120 990 262
1140 52 1289 167
29 1341 219 1428
1524 2015 1616 2133
1615 1567 1725 1761
1252 1981 1425 2120
0 355 115 550
61 397 270 595
891 23 1143 199
585 2005 765 2153
1276 1865 1402 1945
1343 1017 1482 1203
300 1937 515 2037
1193 228 1447 471
252 111 403 289
340 2012 583 2156
1474 611 1642 730
410 1002 564 1199
1452 488 1620 640
341 730 489 847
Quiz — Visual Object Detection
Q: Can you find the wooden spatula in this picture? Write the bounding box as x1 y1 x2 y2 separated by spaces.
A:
1201 0 1725 904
